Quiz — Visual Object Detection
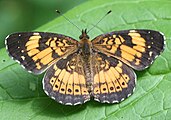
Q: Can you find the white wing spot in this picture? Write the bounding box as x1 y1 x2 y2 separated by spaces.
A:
65 103 73 105
112 100 119 103
74 102 82 105
130 30 136 32
148 45 151 48
127 93 132 97
149 51 153 56
121 98 125 102
33 33 40 36
51 96 55 100
21 56 25 60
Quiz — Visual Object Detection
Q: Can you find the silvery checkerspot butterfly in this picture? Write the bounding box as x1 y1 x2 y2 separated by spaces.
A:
5 12 165 105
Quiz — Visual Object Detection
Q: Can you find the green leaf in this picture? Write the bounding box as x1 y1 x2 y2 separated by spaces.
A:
1 0 171 119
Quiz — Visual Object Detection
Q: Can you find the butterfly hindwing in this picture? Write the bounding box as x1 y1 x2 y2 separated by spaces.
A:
92 29 165 70
6 32 78 74
43 52 90 105
92 52 136 103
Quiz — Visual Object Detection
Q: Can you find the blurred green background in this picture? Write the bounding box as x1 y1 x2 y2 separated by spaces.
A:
0 0 87 48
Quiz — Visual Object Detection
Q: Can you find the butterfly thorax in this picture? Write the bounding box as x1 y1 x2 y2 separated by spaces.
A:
79 29 92 58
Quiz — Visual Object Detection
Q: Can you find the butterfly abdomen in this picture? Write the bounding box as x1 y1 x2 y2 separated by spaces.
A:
79 39 94 93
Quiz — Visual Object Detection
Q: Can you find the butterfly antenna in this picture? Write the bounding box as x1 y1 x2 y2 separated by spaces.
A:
56 10 82 32
87 10 112 33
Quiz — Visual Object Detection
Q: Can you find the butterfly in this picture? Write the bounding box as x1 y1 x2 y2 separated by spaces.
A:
5 28 165 105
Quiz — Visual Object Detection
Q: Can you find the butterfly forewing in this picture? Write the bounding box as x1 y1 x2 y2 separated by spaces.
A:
92 52 136 103
43 52 90 105
92 30 165 70
6 32 78 74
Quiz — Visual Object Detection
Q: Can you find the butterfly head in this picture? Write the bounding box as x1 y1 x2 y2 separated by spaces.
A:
79 29 90 40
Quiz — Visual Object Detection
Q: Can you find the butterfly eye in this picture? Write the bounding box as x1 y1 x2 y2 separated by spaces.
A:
79 35 90 39
79 35 83 39
86 35 90 39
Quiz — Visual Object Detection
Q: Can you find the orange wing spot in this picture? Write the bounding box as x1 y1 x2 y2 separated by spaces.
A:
99 71 105 83
66 74 74 95
104 72 115 93
132 37 145 46
53 79 61 91
107 39 114 45
53 69 65 91
94 86 100 94
53 64 58 70
100 83 108 94
56 69 66 94
26 39 39 46
104 60 110 69
50 39 57 47
63 39 72 47
55 48 65 56
107 68 117 81
110 67 120 79
73 72 79 84
29 35 41 41
50 77 56 86
122 74 130 83
56 41 64 47
94 74 100 84
118 77 128 88
113 35 116 38
59 84 66 94
115 38 122 45
120 45 142 58
134 36 145 42
26 44 39 51
40 53 54 65
58 69 66 80
27 49 40 57
118 61 122 67
54 68 62 76
73 72 81 95
106 45 112 49
115 66 122 73
135 59 140 65
59 72 70 94
74 85 81 95
36 63 41 69
121 50 135 62
118 35 125 43
109 45 118 53
53 81 60 91
61 47 66 51
128 32 141 37
34 48 52 59
79 75 88 95
79 74 86 84
107 82 115 93
133 45 145 52
62 71 70 85
103 38 108 41
114 80 122 92
45 38 52 46
100 38 108 45
93 72 100 94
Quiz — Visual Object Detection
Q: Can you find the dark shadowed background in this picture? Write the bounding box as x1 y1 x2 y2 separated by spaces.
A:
0 0 86 48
